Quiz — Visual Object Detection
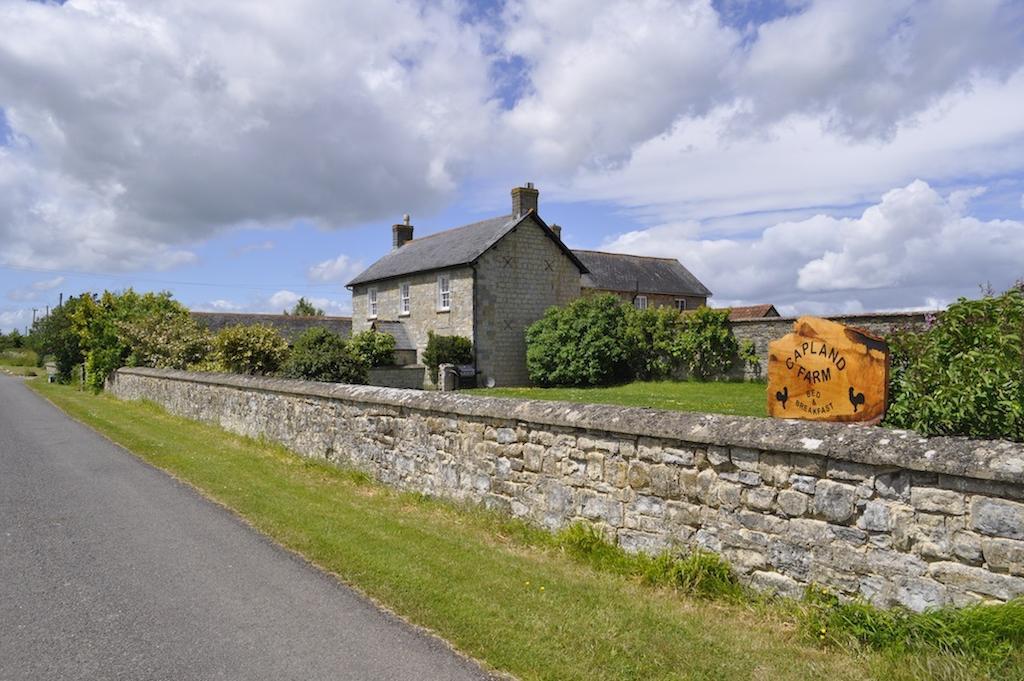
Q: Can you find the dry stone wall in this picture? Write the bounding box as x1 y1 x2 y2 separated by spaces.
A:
109 367 1024 611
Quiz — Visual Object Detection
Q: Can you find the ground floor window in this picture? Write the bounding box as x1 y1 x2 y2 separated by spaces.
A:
675 299 687 311
634 295 648 310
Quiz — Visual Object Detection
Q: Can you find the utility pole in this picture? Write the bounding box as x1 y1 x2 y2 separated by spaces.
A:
58 292 63 308
31 308 37 324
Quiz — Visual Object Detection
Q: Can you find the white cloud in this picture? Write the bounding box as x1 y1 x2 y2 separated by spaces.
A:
196 289 351 317
230 240 275 257
0 309 30 333
307 254 364 283
600 179 1024 312
7 276 66 302
0 0 495 270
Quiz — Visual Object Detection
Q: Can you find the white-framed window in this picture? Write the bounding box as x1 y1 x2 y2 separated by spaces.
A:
367 286 378 318
634 295 648 310
437 273 451 311
399 281 411 315
675 299 687 311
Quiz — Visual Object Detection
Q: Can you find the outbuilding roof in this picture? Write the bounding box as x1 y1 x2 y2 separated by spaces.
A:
573 250 711 297
727 304 780 320
347 212 586 287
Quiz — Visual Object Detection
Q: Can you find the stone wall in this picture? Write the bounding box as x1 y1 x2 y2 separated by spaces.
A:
732 311 932 380
474 216 581 387
191 312 352 341
109 367 1024 611
583 288 707 311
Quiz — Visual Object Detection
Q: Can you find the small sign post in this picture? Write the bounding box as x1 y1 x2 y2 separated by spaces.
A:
767 316 889 423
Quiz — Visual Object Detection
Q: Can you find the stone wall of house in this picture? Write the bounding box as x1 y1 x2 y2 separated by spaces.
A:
474 217 581 387
351 266 474 362
110 367 1024 611
190 312 352 341
731 312 931 380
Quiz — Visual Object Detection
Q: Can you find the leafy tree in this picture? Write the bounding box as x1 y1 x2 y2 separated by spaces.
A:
886 285 1024 441
348 329 396 367
27 295 87 381
671 306 738 381
0 329 25 350
71 290 191 391
525 294 632 386
423 331 473 384
285 297 324 316
282 327 367 383
624 305 683 380
213 324 290 376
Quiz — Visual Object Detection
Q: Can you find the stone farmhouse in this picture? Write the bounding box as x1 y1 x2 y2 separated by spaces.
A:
347 184 711 387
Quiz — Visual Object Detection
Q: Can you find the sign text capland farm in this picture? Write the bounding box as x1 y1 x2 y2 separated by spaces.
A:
767 317 889 423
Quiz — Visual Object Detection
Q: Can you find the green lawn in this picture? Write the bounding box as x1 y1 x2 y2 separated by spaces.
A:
28 380 1022 681
470 380 768 417
0 349 44 377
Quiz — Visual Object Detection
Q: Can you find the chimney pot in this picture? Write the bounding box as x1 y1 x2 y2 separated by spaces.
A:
511 183 539 218
550 223 562 240
392 218 414 250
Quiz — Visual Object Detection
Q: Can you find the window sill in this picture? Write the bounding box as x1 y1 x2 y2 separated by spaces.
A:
398 312 410 318
436 308 451 314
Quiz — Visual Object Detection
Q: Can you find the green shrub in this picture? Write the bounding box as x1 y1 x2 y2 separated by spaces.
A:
0 348 38 367
26 296 85 381
214 324 290 376
672 306 739 381
348 329 396 367
282 327 367 384
885 285 1024 441
119 309 211 371
525 294 632 386
423 331 472 383
0 329 25 350
70 290 195 391
624 306 683 380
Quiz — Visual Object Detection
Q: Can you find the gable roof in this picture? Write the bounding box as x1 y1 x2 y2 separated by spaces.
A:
347 212 586 287
727 304 780 321
573 250 711 297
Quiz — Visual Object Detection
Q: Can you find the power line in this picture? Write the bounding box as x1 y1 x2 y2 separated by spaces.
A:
0 262 349 292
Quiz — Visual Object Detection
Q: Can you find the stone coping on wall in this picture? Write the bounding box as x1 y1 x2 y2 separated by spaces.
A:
116 367 1024 485
729 310 936 325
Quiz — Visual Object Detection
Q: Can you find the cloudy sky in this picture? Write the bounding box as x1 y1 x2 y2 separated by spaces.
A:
1 0 1023 331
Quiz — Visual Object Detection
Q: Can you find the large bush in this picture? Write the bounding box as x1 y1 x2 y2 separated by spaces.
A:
348 329 396 367
624 306 683 381
525 294 632 386
118 308 211 371
213 324 290 376
282 327 367 383
70 290 197 391
886 285 1024 441
27 295 86 380
423 331 473 384
672 306 739 381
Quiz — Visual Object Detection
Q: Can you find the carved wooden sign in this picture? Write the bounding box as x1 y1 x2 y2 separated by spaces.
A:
767 316 889 423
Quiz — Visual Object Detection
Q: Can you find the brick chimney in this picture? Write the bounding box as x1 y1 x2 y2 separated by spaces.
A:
511 182 539 218
550 223 562 240
392 214 413 250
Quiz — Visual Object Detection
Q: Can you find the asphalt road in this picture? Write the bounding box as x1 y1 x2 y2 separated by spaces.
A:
0 374 492 681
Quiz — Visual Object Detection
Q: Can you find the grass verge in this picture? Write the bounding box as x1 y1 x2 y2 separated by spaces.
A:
29 380 1023 681
468 380 767 417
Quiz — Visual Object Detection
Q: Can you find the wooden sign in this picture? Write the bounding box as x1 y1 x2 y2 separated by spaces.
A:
767 317 889 423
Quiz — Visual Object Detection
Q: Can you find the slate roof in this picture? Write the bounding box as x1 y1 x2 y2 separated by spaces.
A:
573 250 711 297
370 320 415 350
347 213 586 286
727 304 780 321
